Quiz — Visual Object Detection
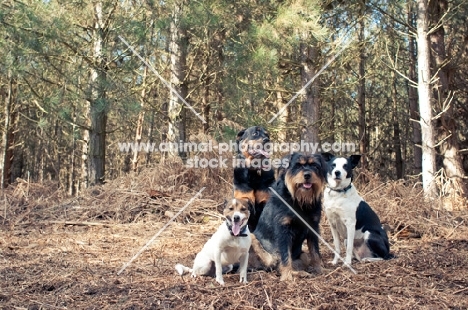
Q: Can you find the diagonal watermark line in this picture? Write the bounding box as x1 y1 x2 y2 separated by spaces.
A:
268 38 353 124
117 187 206 275
269 187 357 274
118 35 206 124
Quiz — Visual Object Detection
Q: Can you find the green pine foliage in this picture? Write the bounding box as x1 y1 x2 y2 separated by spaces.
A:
0 0 467 189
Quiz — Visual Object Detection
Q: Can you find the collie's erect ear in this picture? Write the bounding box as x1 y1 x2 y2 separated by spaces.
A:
321 152 334 162
349 155 362 169
316 153 329 180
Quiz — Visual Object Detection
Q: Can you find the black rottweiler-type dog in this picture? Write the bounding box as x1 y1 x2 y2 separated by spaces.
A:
250 152 327 281
233 126 275 232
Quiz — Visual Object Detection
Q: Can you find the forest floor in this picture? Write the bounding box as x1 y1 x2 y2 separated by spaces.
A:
1 163 468 309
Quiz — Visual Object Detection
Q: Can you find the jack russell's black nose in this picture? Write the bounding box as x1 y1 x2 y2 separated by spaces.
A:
335 170 341 177
233 215 240 222
304 172 312 180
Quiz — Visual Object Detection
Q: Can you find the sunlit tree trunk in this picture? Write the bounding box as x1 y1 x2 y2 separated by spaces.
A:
416 0 438 198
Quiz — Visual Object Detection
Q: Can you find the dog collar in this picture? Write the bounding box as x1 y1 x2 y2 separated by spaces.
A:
226 221 249 237
327 183 352 193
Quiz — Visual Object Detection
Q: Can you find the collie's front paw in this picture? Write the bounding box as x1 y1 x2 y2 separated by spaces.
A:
344 256 352 266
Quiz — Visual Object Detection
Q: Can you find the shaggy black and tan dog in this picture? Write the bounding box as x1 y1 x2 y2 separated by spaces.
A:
233 126 275 232
250 152 327 281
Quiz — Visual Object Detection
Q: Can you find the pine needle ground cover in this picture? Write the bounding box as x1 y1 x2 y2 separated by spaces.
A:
1 163 468 309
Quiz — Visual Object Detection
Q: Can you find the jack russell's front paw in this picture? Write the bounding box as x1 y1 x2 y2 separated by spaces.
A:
239 276 248 284
215 276 225 286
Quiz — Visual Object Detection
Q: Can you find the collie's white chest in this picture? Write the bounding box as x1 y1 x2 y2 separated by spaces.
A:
324 188 363 239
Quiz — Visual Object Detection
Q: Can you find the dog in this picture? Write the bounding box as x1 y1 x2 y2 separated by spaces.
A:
233 126 275 232
175 198 251 285
321 153 392 265
250 152 327 281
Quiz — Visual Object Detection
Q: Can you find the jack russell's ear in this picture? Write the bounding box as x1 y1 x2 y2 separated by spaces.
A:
321 152 334 162
246 200 254 214
349 155 362 169
217 200 227 214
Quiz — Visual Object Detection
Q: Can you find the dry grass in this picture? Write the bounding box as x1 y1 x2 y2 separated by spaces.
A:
1 161 468 309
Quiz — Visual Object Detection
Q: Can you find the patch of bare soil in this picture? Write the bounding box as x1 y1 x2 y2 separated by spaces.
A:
1 164 468 309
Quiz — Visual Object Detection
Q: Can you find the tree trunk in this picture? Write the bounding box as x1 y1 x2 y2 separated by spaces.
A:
87 1 108 186
329 87 336 143
168 0 188 161
1 73 17 188
276 76 288 142
202 70 210 134
416 0 438 198
146 109 156 166
408 3 423 174
300 41 320 145
357 9 367 169
428 0 468 200
132 66 147 172
88 102 107 185
392 70 403 179
81 113 89 189
68 106 77 196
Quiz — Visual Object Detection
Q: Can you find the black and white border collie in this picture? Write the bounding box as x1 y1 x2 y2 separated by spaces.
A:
322 153 393 265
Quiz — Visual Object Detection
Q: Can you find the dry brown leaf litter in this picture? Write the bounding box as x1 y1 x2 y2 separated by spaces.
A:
1 161 467 309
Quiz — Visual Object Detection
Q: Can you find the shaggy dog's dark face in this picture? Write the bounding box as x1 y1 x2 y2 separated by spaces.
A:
284 153 327 207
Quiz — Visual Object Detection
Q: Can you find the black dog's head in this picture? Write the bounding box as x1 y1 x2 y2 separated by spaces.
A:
282 152 327 206
321 152 361 190
236 126 270 163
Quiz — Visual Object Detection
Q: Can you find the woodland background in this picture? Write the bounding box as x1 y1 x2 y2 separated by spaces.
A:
2 1 468 308
1 0 467 206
